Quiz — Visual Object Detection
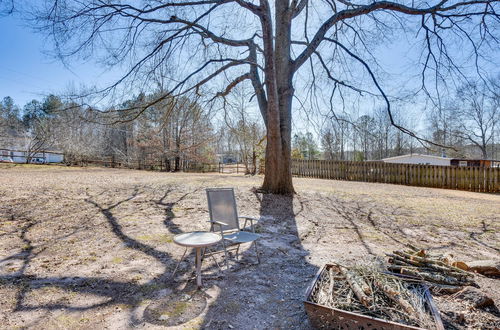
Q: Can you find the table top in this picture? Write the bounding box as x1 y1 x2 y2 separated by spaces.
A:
173 231 222 248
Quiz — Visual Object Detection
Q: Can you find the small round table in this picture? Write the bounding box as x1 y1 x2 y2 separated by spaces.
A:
173 231 222 288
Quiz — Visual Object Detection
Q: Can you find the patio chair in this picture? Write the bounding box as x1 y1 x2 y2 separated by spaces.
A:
206 188 261 268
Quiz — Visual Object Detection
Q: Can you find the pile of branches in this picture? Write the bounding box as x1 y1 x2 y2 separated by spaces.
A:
309 263 437 329
386 246 477 289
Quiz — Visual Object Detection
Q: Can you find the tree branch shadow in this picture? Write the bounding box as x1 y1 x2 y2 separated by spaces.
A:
325 197 376 255
0 185 211 328
200 190 318 329
154 187 203 235
468 220 500 253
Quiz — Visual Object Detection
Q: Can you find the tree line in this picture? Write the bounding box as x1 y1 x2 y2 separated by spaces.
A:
0 92 265 173
1 76 498 169
293 79 499 161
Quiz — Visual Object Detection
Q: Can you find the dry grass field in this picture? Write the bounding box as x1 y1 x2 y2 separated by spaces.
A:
0 164 499 329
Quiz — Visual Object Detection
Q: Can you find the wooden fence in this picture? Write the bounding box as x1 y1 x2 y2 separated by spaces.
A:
69 157 219 173
291 159 500 193
219 163 259 174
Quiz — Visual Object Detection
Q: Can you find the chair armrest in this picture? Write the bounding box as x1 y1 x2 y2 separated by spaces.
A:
208 220 228 226
239 216 259 233
208 220 228 237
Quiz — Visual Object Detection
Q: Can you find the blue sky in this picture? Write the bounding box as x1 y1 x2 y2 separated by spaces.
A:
0 14 118 107
1 7 497 135
0 9 412 111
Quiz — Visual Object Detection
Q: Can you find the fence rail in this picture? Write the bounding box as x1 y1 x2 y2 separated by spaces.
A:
291 159 500 193
68 157 219 173
219 163 259 174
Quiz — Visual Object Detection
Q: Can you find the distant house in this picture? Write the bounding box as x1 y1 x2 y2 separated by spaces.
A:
382 153 500 167
382 154 450 166
450 159 500 168
0 149 64 164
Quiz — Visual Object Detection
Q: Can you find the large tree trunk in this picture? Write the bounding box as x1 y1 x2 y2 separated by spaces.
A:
262 107 294 194
174 155 180 172
481 146 488 159
260 1 295 194
251 149 257 175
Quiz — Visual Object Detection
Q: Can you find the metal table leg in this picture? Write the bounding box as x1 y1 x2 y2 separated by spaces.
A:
171 247 188 278
195 247 202 288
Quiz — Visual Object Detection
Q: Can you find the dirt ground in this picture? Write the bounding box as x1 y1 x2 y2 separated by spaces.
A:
0 164 499 329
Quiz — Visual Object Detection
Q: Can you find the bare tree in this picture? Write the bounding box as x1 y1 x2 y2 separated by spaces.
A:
354 115 376 160
24 0 500 193
22 96 64 162
223 86 265 174
293 132 319 159
321 128 337 160
373 107 391 160
427 103 465 157
455 79 499 158
0 96 22 147
22 121 54 163
321 114 351 160
109 93 214 170
163 96 213 171
55 106 109 164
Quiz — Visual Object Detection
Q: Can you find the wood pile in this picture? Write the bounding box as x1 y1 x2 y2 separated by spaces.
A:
307 248 498 329
386 246 478 290
385 247 499 328
309 263 439 329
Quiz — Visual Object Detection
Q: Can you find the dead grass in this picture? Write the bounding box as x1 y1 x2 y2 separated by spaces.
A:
0 165 498 329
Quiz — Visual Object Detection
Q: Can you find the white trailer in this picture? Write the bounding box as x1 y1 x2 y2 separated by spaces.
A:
382 154 451 166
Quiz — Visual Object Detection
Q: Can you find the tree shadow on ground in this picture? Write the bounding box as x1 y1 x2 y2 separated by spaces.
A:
2 180 498 328
200 190 318 329
0 185 212 328
155 188 199 235
11 182 498 329
469 220 500 253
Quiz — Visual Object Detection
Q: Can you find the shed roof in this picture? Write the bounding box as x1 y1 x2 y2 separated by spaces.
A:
382 153 448 161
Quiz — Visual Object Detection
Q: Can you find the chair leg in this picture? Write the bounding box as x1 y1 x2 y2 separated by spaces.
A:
171 247 188 278
220 239 230 270
203 246 223 273
235 244 240 261
254 240 260 264
209 249 223 272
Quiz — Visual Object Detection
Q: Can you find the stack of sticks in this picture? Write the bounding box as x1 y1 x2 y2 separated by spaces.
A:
310 263 437 329
386 246 477 289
